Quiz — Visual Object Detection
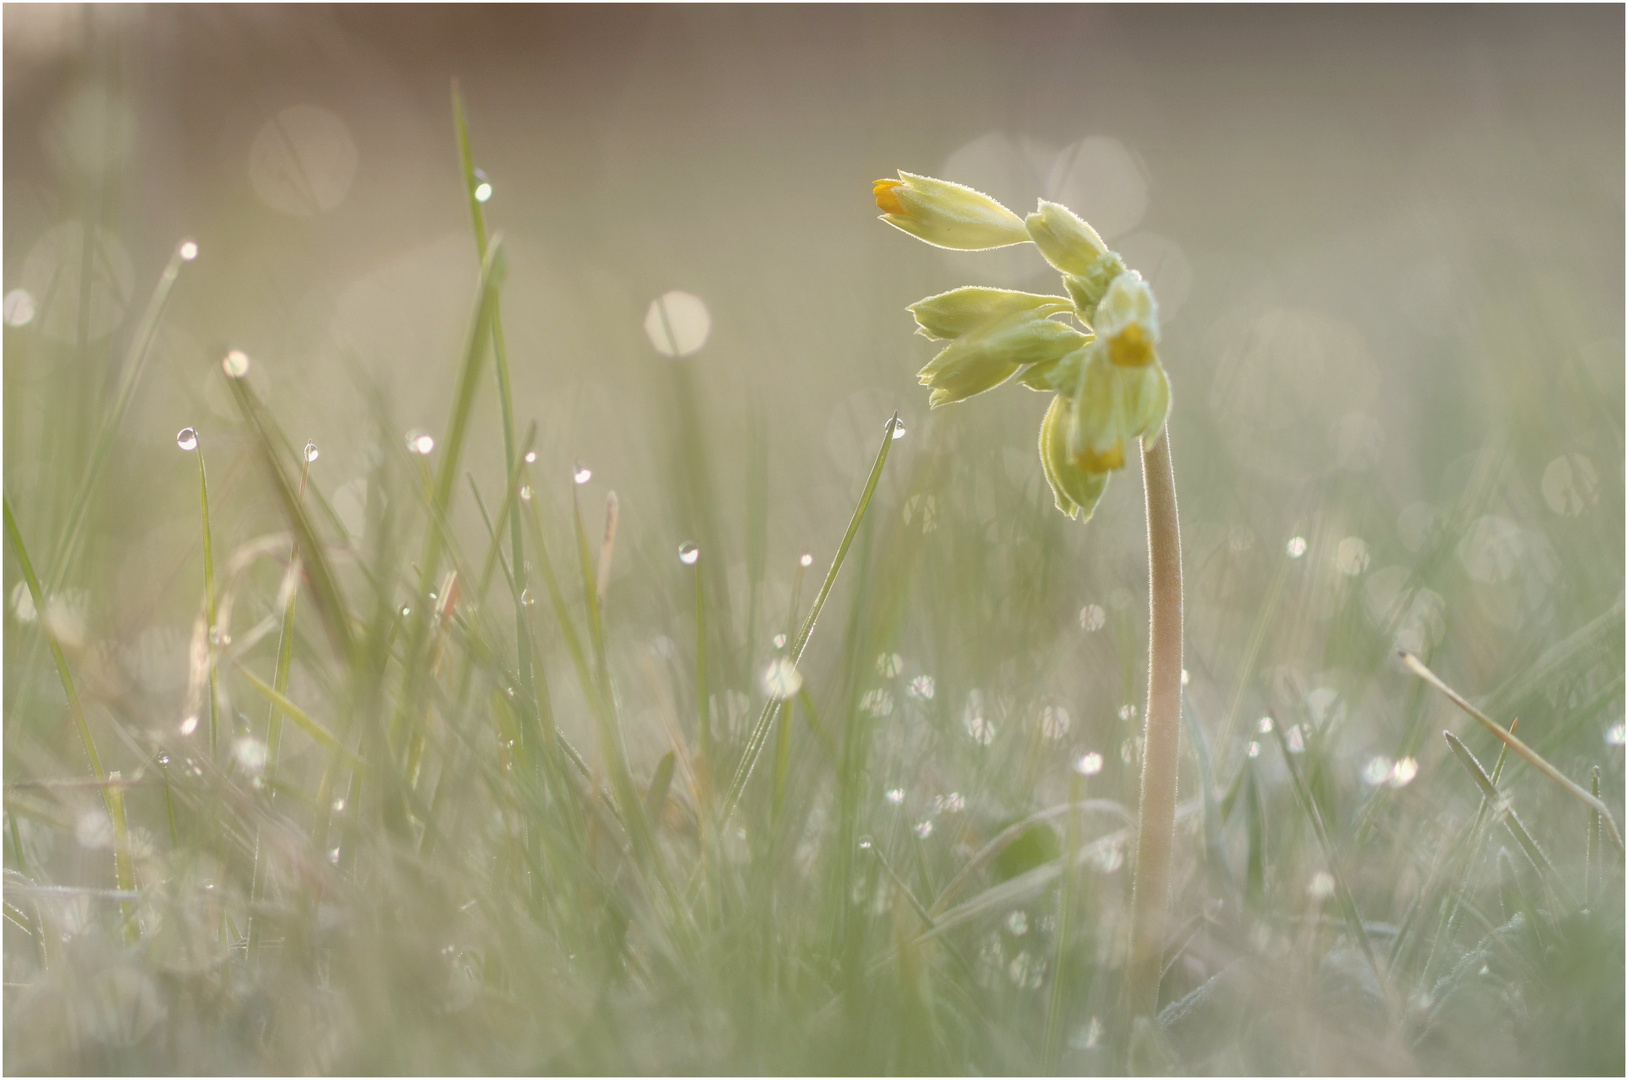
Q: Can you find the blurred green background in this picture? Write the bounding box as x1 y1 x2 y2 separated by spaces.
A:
3 5 1622 1074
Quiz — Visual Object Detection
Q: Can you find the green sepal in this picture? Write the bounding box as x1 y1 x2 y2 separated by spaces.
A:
1039 393 1109 521
909 286 1072 341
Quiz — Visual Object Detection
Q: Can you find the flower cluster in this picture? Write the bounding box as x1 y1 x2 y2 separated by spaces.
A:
874 172 1170 521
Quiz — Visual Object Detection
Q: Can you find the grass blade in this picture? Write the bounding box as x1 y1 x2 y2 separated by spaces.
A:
722 414 902 822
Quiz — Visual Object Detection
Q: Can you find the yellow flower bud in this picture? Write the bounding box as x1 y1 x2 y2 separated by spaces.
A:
908 286 1071 341
873 172 1031 251
1025 201 1110 277
1040 394 1109 521
917 310 1088 408
1066 345 1127 470
1094 272 1160 367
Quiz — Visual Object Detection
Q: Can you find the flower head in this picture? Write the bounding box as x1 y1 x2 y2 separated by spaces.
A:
873 172 1031 251
875 171 1173 521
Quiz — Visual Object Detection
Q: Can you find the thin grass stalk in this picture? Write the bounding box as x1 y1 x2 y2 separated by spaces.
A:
1586 766 1601 906
1443 731 1571 909
194 441 221 758
1124 428 1183 1024
3 496 135 930
1402 651 1622 851
721 415 902 822
1043 771 1084 1073
692 556 711 800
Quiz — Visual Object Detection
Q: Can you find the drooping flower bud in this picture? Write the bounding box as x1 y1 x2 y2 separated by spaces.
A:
873 172 1031 251
917 310 1088 408
1040 393 1109 521
1094 272 1161 367
908 286 1071 341
1025 201 1110 277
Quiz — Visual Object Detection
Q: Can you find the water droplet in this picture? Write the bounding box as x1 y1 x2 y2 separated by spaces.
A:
1258 716 1274 734
406 429 435 455
519 485 533 501
207 626 230 646
1075 751 1104 776
772 633 788 649
964 690 995 744
887 416 906 440
885 788 904 805
1335 536 1369 575
1040 704 1071 739
328 846 341 864
178 239 199 261
222 349 250 378
1307 871 1335 900
1079 604 1106 632
1006 910 1029 936
1286 536 1308 558
678 542 700 566
179 715 199 736
1180 668 1190 686
473 169 493 203
1389 756 1419 787
332 798 345 812
1606 721 1625 746
303 441 319 463
176 427 198 451
857 835 873 851
519 589 536 607
573 464 592 485
913 819 933 839
1362 756 1393 786
156 751 170 767
523 451 536 464
1246 741 1261 758
1118 704 1138 722
1285 725 1306 753
875 652 903 678
233 737 268 774
4 289 36 327
935 791 965 814
909 674 935 700
799 553 813 568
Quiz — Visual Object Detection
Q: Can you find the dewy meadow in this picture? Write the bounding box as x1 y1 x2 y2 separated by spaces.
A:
3 7 1622 1075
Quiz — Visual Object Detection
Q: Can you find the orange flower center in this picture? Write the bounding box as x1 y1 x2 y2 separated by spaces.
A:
873 179 907 217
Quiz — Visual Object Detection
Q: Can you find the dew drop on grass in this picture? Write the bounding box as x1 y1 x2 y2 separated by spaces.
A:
328 847 341 864
1285 724 1306 753
519 589 536 607
799 553 813 568
1362 755 1393 785
176 427 198 451
406 429 435 455
303 441 319 463
473 168 492 203
178 239 199 261
1607 721 1625 746
1006 910 1028 936
913 819 933 839
179 715 199 736
156 751 170 767
885 788 904 805
519 485 533 502
1258 716 1273 734
1075 751 1103 776
400 605 411 617
233 737 268 774
772 633 787 649
678 542 700 565
887 416 906 440
1307 871 1335 900
1079 604 1106 631
222 349 250 378
1246 741 1260 758
857 835 873 851
573 464 591 485
332 798 345 812
1118 704 1137 721
1181 668 1190 685
760 657 802 699
909 675 935 700
523 451 536 464
1286 536 1308 558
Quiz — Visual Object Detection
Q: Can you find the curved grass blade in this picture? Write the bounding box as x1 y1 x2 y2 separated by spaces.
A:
1403 651 1621 851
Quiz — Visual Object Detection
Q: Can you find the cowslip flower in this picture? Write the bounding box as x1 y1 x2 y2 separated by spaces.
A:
875 174 1170 521
873 172 1031 251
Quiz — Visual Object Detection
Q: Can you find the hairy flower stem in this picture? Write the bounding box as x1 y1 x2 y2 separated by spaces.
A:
1125 427 1183 1026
